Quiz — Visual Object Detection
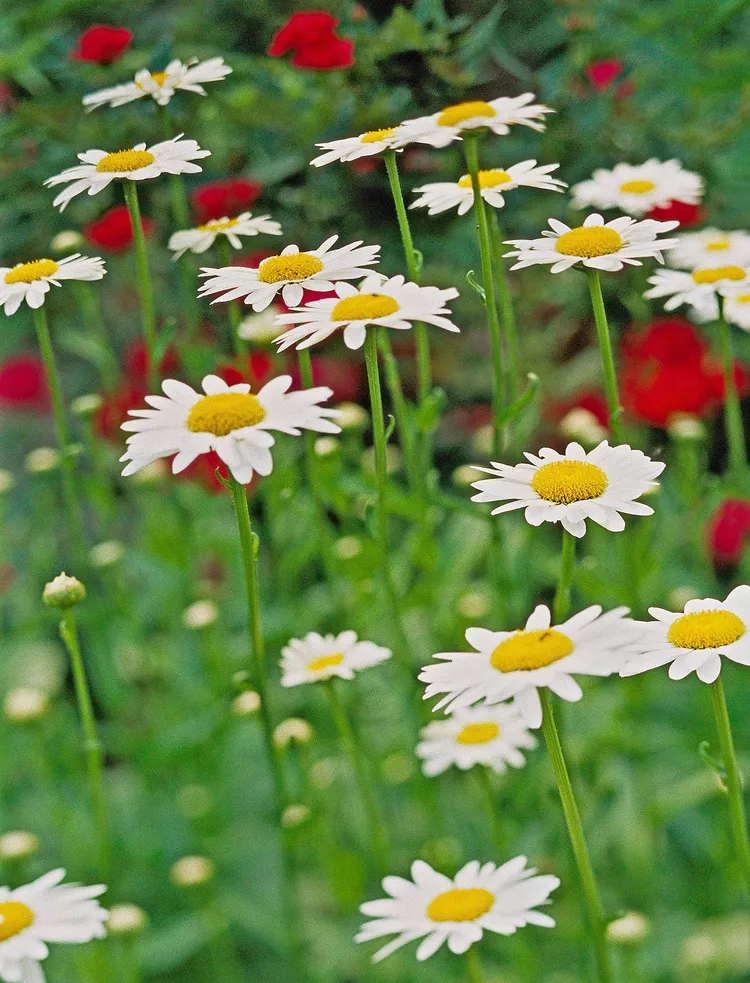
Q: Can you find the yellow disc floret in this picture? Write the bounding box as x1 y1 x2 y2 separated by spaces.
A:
257 253 324 284
427 888 495 922
667 610 745 650
197 218 240 233
706 240 730 252
187 392 266 437
619 179 656 194
691 266 746 284
360 128 397 144
437 101 496 127
4 259 59 285
733 293 750 304
490 629 574 673
95 149 156 173
456 722 500 745
531 460 608 504
458 169 513 189
555 226 624 258
331 294 400 322
0 901 34 941
307 652 345 672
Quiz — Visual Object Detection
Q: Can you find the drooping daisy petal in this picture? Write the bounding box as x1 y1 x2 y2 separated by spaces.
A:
571 160 703 217
397 94 554 150
410 161 566 216
311 126 414 167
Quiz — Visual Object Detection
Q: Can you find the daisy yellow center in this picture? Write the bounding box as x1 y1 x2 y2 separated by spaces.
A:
197 218 240 233
458 169 513 189
187 392 266 437
531 460 608 504
619 179 656 194
456 722 500 745
307 652 344 672
667 610 745 650
331 294 400 321
427 888 495 922
360 128 396 144
706 240 730 251
555 226 623 258
733 293 750 304
0 901 34 941
4 259 58 285
257 253 324 284
437 101 496 127
490 629 574 673
691 266 746 284
136 71 170 89
95 149 156 173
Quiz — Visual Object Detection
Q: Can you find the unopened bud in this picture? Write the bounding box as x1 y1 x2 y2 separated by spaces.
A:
4 687 50 724
232 690 261 715
0 830 40 860
281 803 310 829
335 401 369 430
607 911 651 944
169 855 215 888
70 394 104 418
43 573 86 609
273 717 314 749
107 903 148 936
182 600 219 630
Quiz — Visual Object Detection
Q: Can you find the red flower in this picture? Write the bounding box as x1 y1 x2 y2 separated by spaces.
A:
70 26 133 64
95 383 147 441
551 389 610 429
290 354 363 403
646 200 706 228
190 178 262 224
0 354 48 411
707 499 750 569
268 11 355 70
216 353 277 390
83 205 154 253
123 340 180 384
290 35 355 70
585 59 624 91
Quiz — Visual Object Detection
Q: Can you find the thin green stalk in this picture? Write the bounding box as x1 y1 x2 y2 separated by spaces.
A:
464 946 486 983
377 332 421 493
586 270 623 441
31 305 85 561
325 679 389 875
554 530 576 622
219 238 244 356
709 676 750 890
463 134 506 458
716 298 748 478
70 281 119 389
540 689 613 983
489 210 520 402
58 609 110 879
476 767 504 855
123 181 158 391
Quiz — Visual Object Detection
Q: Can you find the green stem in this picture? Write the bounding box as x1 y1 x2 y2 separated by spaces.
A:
123 181 158 391
464 946 486 983
219 238 244 356
377 332 421 493
30 305 85 561
716 298 748 478
586 270 623 442
325 680 389 875
553 530 576 622
476 767 504 855
540 689 613 983
489 211 520 403
70 281 119 389
463 134 506 458
709 676 750 890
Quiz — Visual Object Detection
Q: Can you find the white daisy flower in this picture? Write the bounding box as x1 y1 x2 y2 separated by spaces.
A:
0 867 107 983
45 136 211 212
621 585 750 684
419 604 636 725
668 228 750 270
416 704 537 776
311 126 413 167
82 57 232 110
198 236 380 312
722 284 750 331
0 254 106 316
273 275 459 351
120 373 341 485
398 95 554 150
470 440 665 539
644 266 750 321
570 160 703 217
280 630 391 687
504 213 679 274
168 213 282 260
356 856 559 962
410 161 566 217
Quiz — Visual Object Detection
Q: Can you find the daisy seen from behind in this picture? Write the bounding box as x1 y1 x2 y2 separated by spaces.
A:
0 867 107 983
668 228 750 270
311 126 412 167
416 703 537 776
570 160 703 216
120 373 341 484
410 161 566 216
356 856 559 962
0 255 105 316
82 56 232 110
280 630 391 687
398 94 554 149
273 275 459 351
168 213 282 260
198 235 380 311
644 266 750 321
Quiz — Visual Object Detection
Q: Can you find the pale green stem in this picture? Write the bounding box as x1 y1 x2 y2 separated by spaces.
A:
586 269 623 441
489 210 520 402
476 767 504 855
70 281 118 389
122 181 158 391
377 332 421 493
709 676 750 891
219 238 244 356
464 946 486 983
716 297 748 478
554 529 576 622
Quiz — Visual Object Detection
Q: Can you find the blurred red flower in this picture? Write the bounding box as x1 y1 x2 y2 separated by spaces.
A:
95 383 147 441
123 340 180 384
190 179 262 224
290 353 363 403
707 499 750 568
0 354 48 411
551 389 610 428
585 59 624 91
268 11 355 70
70 26 133 64
646 200 705 227
216 353 277 390
83 205 154 253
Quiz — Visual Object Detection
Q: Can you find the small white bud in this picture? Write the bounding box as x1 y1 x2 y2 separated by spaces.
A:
457 589 490 619
50 230 84 254
25 447 60 474
70 393 104 418
334 535 362 560
281 804 310 829
273 718 314 750
237 307 281 343
107 903 148 935
0 830 40 860
182 600 219 630
560 408 608 446
314 436 339 457
0 470 14 495
335 401 369 430
90 541 124 568
43 572 86 609
169 855 215 888
232 690 261 716
4 687 51 723
452 464 477 488
668 414 706 441
607 912 651 944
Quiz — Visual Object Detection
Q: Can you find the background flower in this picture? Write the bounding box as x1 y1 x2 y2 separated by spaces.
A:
70 25 132 63
83 205 154 253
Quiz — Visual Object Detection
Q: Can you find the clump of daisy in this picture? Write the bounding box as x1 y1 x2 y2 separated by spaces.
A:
644 266 750 321
570 160 703 216
356 857 559 961
168 213 282 260
280 630 391 687
416 704 537 776
410 161 566 216
398 94 554 149
668 228 750 270
82 56 232 110
0 254 105 316
273 275 459 351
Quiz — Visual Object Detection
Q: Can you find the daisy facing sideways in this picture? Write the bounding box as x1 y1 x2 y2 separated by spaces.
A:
722 284 750 331
471 440 665 539
120 373 341 485
0 867 107 983
668 228 750 270
416 703 537 777
410 161 566 217
504 213 679 273
621 585 750 684
82 57 232 110
273 275 459 351
280 630 391 687
644 266 750 321
45 136 210 212
419 603 635 726
0 254 105 315
570 160 703 216
398 94 554 149
198 236 380 311
356 856 559 962
311 126 412 167
168 213 282 260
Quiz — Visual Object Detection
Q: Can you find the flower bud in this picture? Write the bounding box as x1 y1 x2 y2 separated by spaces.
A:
50 230 84 254
668 413 705 441
70 393 104 418
334 535 362 560
107 903 148 936
25 448 60 474
0 470 13 495
169 855 215 888
0 831 40 860
90 541 124 568
43 573 86 609
273 717 314 750
232 690 261 716
607 911 651 944
314 436 339 457
182 600 219 630
281 803 310 829
335 401 369 430
4 687 50 724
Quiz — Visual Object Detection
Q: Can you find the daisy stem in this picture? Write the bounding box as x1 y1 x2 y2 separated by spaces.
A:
540 688 613 983
324 679 389 876
70 281 119 390
716 298 748 479
462 133 506 458
586 270 623 442
708 676 750 890
476 767 504 855
30 305 86 562
219 239 244 356
553 530 576 622
123 181 159 391
489 211 521 403
464 946 487 983
377 332 422 495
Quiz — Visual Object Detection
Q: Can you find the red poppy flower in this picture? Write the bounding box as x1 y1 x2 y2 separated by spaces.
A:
0 354 48 411
268 11 355 70
646 200 706 228
83 205 154 253
123 340 180 384
95 383 147 442
289 354 363 403
585 59 624 92
707 499 750 569
190 178 262 224
290 35 355 70
216 352 277 390
70 26 133 64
